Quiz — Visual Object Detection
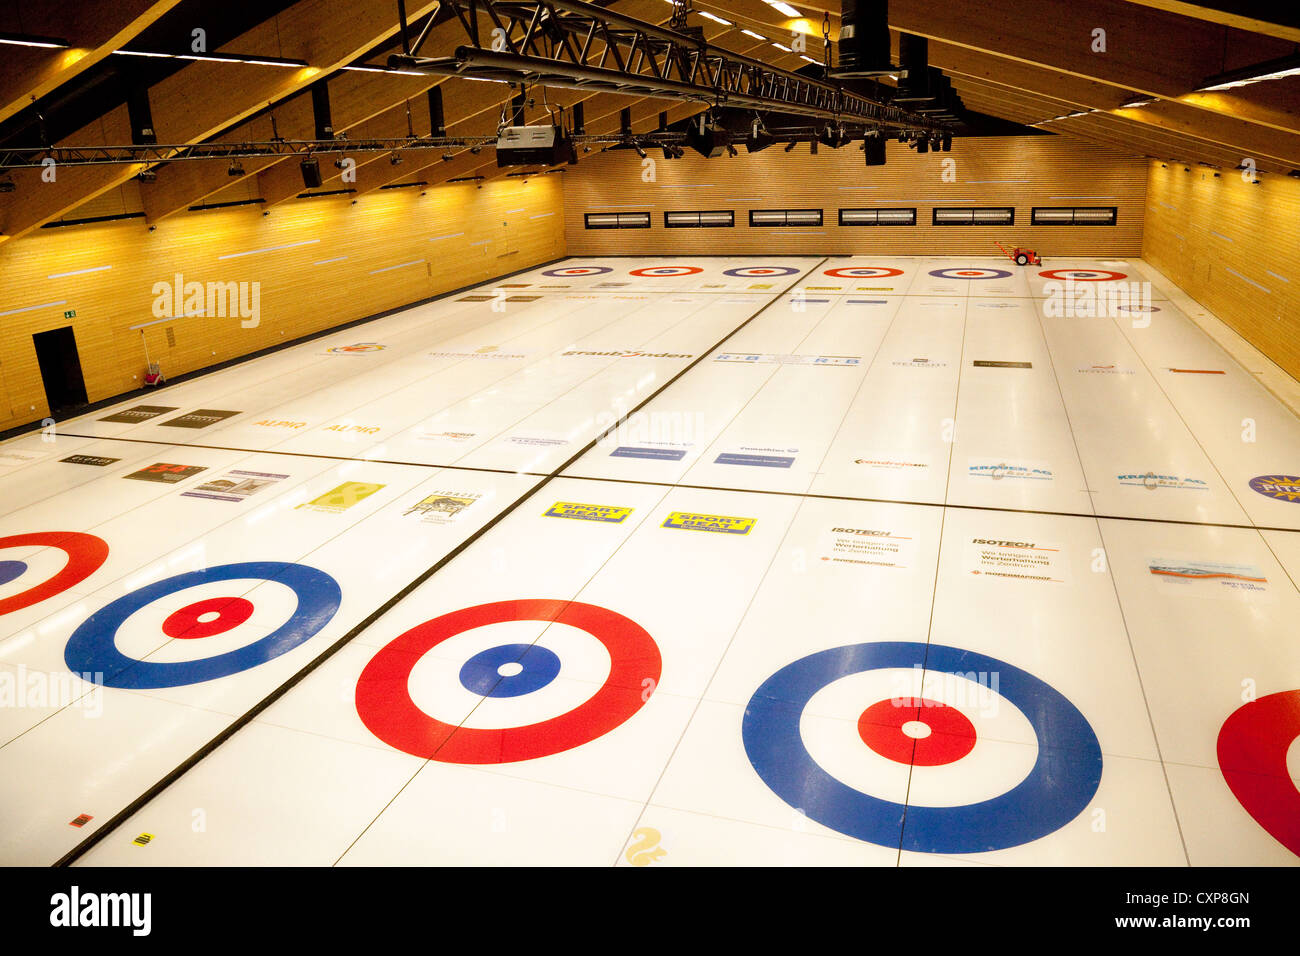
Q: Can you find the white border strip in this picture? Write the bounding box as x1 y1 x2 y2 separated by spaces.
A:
1224 267 1271 294
368 259 424 275
217 238 321 261
0 299 67 318
47 265 112 279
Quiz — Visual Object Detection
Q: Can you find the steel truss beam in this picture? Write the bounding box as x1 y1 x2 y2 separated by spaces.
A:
388 0 950 132
0 132 697 170
0 124 928 170
0 137 501 170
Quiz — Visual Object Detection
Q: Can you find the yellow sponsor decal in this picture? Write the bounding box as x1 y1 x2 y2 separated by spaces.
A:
544 501 633 523
297 481 386 513
624 827 667 866
662 511 755 535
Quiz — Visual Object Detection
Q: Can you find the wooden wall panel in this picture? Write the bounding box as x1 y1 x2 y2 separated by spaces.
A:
0 175 565 431
564 136 1147 256
1144 161 1300 381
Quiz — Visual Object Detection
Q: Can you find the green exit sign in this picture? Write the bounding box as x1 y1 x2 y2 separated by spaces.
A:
63 310 76 318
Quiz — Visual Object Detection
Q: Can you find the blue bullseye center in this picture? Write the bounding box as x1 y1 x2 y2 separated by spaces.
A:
0 560 28 587
460 643 562 698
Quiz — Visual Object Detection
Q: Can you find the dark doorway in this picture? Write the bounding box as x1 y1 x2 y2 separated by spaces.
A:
33 327 89 416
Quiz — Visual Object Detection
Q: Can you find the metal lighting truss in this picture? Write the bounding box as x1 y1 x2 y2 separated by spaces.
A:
388 0 950 132
0 131 751 170
0 137 489 169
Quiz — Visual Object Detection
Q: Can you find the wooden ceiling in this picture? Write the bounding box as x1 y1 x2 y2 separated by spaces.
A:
1 0 1297 244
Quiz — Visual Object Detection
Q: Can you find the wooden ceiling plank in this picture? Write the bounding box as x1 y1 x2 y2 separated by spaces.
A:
889 0 1300 135
0 0 185 125
947 62 1300 166
0 0 442 244
1120 0 1300 43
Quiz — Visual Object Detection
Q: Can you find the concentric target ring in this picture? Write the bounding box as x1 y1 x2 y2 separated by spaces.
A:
928 268 1013 280
742 641 1102 853
0 532 109 616
1217 690 1300 856
825 267 904 279
723 266 801 277
542 266 613 277
629 266 704 277
1039 269 1128 281
63 561 341 688
355 598 661 763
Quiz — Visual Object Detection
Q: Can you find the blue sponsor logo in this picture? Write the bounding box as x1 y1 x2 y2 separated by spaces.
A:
715 453 795 469
611 446 687 462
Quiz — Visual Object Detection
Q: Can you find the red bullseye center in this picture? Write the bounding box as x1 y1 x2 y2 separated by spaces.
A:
162 596 255 639
858 696 977 766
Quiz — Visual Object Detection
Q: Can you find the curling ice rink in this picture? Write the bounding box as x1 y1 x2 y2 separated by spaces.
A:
1 255 1297 866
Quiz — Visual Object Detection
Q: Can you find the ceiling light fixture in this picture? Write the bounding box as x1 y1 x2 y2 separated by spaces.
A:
343 65 427 76
114 48 308 67
765 1 802 17
0 32 70 49
1198 51 1300 92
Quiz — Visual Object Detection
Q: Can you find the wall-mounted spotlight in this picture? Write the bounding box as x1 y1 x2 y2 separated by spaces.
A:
685 115 731 157
817 125 851 149
299 158 322 188
227 161 245 176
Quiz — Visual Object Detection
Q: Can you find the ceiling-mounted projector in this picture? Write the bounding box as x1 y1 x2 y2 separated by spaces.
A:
496 125 576 167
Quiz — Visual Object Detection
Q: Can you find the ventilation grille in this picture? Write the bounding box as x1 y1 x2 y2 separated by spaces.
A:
839 207 917 226
933 207 1015 226
749 208 823 227
1031 206 1118 226
584 211 651 229
664 210 735 228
